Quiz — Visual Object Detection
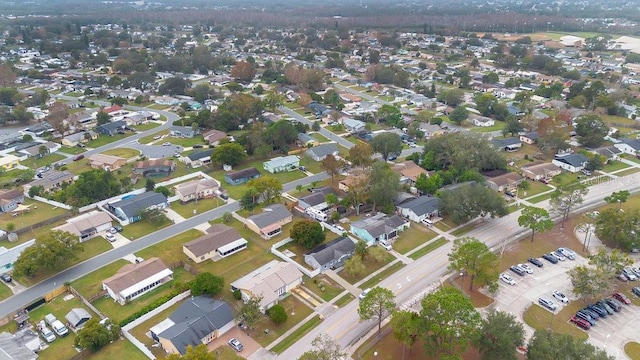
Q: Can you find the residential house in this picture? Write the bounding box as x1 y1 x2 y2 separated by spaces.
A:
123 113 147 126
593 145 622 161
339 169 367 193
297 133 318 147
102 257 173 305
483 170 525 192
245 204 293 239
169 126 198 138
521 162 562 181
306 143 339 162
183 224 248 263
309 102 330 116
65 308 92 330
18 141 60 159
224 167 261 186
53 211 112 242
263 155 300 174
614 138 640 156
350 213 410 245
96 120 126 136
520 132 539 145
174 178 219 203
397 196 440 223
472 115 495 127
102 105 125 116
24 170 75 192
0 331 38 360
0 189 24 213
304 237 355 272
107 191 169 223
393 161 429 186
61 131 96 147
230 260 303 313
133 159 175 178
419 123 446 139
552 153 588 173
180 149 214 168
0 155 20 171
343 118 366 133
202 129 228 146
88 153 127 171
491 137 522 152
296 187 335 211
150 297 235 355
0 240 36 275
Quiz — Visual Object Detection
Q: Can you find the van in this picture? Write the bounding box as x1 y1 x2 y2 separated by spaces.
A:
421 218 433 227
51 320 69 337
40 324 56 343
538 297 557 311
44 314 57 327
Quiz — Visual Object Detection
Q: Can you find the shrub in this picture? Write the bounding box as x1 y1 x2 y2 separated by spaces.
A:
268 304 287 324
119 280 191 327
233 289 242 300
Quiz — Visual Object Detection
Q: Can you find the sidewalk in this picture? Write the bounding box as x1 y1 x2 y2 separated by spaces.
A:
325 269 361 296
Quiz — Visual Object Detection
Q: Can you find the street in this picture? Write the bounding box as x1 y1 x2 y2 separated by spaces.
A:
279 106 354 149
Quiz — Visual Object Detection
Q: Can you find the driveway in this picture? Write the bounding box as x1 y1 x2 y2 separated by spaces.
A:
207 326 261 358
128 142 182 159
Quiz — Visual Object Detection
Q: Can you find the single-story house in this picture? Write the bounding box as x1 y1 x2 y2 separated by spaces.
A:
183 224 248 263
350 213 410 245
491 137 522 152
0 240 36 275
224 167 261 186
123 113 147 126
297 133 318 147
309 102 330 116
296 187 334 211
180 149 214 168
552 153 588 173
393 161 429 186
169 126 199 138
151 297 235 355
96 120 126 136
339 169 368 193
174 178 219 203
133 159 175 178
306 143 339 162
202 129 227 146
472 115 495 127
107 191 169 223
65 308 92 330
230 260 303 313
304 237 355 272
263 155 300 174
24 170 75 193
53 211 112 242
0 331 38 360
343 118 366 133
520 132 539 145
245 204 293 239
593 145 622 161
88 153 127 171
102 257 173 305
521 162 562 181
0 155 20 171
483 170 525 192
397 196 440 223
61 131 96 147
0 189 24 213
614 138 640 156
18 141 60 159
419 123 446 139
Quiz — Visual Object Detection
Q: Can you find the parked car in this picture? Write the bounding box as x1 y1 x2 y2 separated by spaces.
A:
587 304 608 318
542 253 559 264
632 287 640 297
552 290 569 303
622 268 637 281
612 292 631 305
0 274 11 283
135 257 144 264
538 297 557 311
228 338 243 352
72 154 84 161
618 273 630 282
552 251 567 261
359 288 371 300
575 311 596 326
631 267 640 278
39 322 56 343
109 227 118 234
379 240 392 251
596 300 614 315
518 263 534 274
105 233 116 242
528 257 544 267
570 315 591 330
581 307 600 320
604 298 622 312
219 193 229 200
500 273 516 286
162 142 172 146
510 265 526 277
192 144 203 148
558 247 576 260
113 225 123 232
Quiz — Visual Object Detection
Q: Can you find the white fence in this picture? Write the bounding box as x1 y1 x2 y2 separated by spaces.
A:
30 195 73 210
270 237 321 278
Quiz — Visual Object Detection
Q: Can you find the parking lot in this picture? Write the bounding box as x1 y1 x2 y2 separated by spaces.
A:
493 252 639 360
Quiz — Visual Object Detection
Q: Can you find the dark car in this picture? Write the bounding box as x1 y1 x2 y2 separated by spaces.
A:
632 287 640 297
528 257 544 267
576 311 596 326
0 274 11 283
192 144 204 148
587 304 608 318
113 225 123 232
596 300 614 315
219 193 229 200
510 265 526 277
542 253 559 264
73 154 84 161
604 298 622 312
613 292 631 305
581 307 600 320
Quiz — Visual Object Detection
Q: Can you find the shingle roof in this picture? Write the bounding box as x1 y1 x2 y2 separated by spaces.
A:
298 187 334 208
230 260 302 309
620 137 640 150
97 120 126 132
398 196 440 216
174 178 218 198
28 170 74 189
65 308 91 327
307 143 338 159
554 153 588 167
183 224 244 258
110 191 167 219
226 167 261 181
247 204 292 229
305 237 355 267
491 137 521 148
0 332 37 360
54 211 112 236
102 257 170 295
186 149 214 161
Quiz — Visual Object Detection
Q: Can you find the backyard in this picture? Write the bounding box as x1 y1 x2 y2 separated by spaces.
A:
0 199 70 232
86 338 148 360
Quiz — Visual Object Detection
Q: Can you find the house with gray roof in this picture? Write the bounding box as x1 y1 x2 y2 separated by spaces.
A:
263 155 300 174
350 213 410 245
65 308 92 330
0 330 38 360
491 137 522 152
304 237 355 272
297 187 335 210
245 204 293 239
180 149 214 168
552 153 588 173
0 240 35 276
107 191 169 223
96 120 126 136
24 170 75 193
0 189 23 213
343 118 366 133
297 132 317 147
614 138 640 156
151 297 235 355
593 145 622 161
306 143 339 162
183 224 248 263
169 126 198 138
397 196 440 223
103 257 173 305
224 167 261 186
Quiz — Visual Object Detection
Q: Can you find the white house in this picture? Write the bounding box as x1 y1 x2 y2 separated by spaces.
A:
552 153 589 173
0 240 36 275
472 115 495 127
614 138 640 156
102 257 173 305
397 196 440 223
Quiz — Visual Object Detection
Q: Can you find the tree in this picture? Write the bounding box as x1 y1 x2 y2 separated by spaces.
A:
354 240 368 260
13 231 84 277
589 247 633 279
575 114 608 147
139 208 165 225
475 310 525 360
238 296 263 332
419 287 482 357
369 162 401 211
370 132 402 161
321 155 344 185
568 265 609 302
299 334 346 360
155 186 170 197
595 208 640 251
0 64 16 87
448 237 499 291
527 330 614 360
604 190 630 210
550 181 588 228
190 273 224 296
74 318 120 352
145 178 156 192
230 61 256 82
518 206 554 241
502 116 524 136
268 304 287 324
449 105 469 125
423 132 506 172
248 176 282 204
348 142 373 168
210 142 247 167
343 256 366 277
358 286 396 338
391 310 421 354
166 344 214 360
240 187 260 212
158 77 192 96
38 145 48 158
439 184 508 225
437 88 464 106
291 220 325 248
96 111 110 125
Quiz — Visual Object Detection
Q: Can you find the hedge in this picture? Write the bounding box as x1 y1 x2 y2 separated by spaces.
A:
119 281 192 327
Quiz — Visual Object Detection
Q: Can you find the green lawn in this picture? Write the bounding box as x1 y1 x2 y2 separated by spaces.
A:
359 262 406 289
311 133 329 143
551 172 582 186
0 283 13 301
62 158 93 174
270 315 323 354
251 295 314 347
170 198 225 218
528 192 554 204
135 229 203 264
470 121 506 133
298 156 325 175
133 122 160 131
161 135 207 148
29 153 66 168
101 148 140 158
71 260 130 298
304 275 344 302
625 342 640 360
451 223 476 237
600 160 630 173
129 300 183 358
147 104 169 110
120 216 172 240
0 199 70 231
56 146 85 155
87 338 148 360
616 168 640 177
334 293 355 307
86 134 132 148
139 130 169 144
392 226 437 254
520 180 552 199
522 302 588 341
408 238 449 260
340 251 395 285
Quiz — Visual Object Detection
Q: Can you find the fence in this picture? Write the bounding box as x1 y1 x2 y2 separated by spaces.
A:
67 286 106 320
13 211 71 236
44 286 68 302
31 195 72 210
166 260 200 276
270 237 321 278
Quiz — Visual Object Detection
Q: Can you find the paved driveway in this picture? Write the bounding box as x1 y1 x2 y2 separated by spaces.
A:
128 142 182 159
207 327 262 358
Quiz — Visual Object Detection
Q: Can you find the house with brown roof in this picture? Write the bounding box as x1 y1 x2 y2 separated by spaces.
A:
133 159 175 178
202 129 228 146
245 204 293 239
24 170 75 193
338 168 368 193
521 162 562 181
88 153 127 171
174 178 219 203
483 170 524 193
393 161 429 186
53 211 112 242
183 224 248 263
102 257 173 305
0 189 23 213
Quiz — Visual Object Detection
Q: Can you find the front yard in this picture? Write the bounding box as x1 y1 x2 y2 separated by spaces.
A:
170 198 225 219
135 229 203 264
30 153 66 168
392 226 437 254
120 215 172 240
250 295 314 347
71 259 131 298
304 275 344 302
101 148 140 159
86 133 132 148
340 251 395 285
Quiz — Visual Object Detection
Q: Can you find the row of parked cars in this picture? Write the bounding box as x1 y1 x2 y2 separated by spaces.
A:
499 248 577 285
570 293 632 330
619 267 640 281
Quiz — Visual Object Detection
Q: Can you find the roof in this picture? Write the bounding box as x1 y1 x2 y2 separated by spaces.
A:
170 125 195 134
28 170 74 189
158 297 234 355
226 167 261 181
398 196 440 216
298 187 334 208
88 153 126 166
393 161 429 182
65 308 91 326
247 204 292 229
202 129 227 143
134 159 175 171
231 260 302 309
174 178 218 197
593 145 622 158
263 155 299 168
307 143 338 159
183 224 245 257
54 211 112 236
522 162 561 176
97 120 126 132
110 191 168 219
0 189 22 201
297 133 315 144
103 257 171 295
305 237 355 267
351 213 408 238
186 149 214 161
484 171 524 187
343 118 365 129
554 153 588 167
619 137 640 150
491 137 521 148
522 131 539 140
0 332 37 360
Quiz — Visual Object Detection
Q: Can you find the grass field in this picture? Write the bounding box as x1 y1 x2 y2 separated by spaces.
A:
0 199 70 231
171 198 224 218
71 259 130 297
392 226 437 254
340 251 395 285
31 153 66 168
359 262 405 290
600 160 630 173
120 216 172 240
522 302 588 341
270 315 323 354
86 133 131 148
304 275 344 302
133 122 161 131
520 180 552 199
625 342 640 360
334 293 355 307
528 192 554 204
251 295 314 347
101 148 140 158
86 339 148 360
135 229 203 264
408 238 449 260
0 283 12 301
56 146 85 155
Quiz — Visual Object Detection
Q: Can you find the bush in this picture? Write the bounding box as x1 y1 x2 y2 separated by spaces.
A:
119 280 191 327
233 289 242 300
268 304 288 324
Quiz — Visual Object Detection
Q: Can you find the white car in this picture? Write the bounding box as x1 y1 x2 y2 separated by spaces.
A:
335 225 346 233
379 241 392 251
552 290 569 303
518 263 534 274
500 273 516 286
359 288 371 300
553 251 566 261
105 233 116 242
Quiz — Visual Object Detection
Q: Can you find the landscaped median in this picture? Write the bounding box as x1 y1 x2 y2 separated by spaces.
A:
625 342 640 360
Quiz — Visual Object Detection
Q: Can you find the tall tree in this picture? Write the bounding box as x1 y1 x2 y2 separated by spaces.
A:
439 184 508 224
369 161 401 211
248 176 282 204
0 64 16 87
588 247 633 278
448 237 499 291
449 105 469 125
13 231 84 277
230 60 256 82
190 272 224 296
604 190 630 210
46 102 70 135
550 181 588 228
354 240 368 260
264 88 284 111
391 310 421 354
568 265 609 302
299 334 346 360
358 286 396 338
210 142 247 167
96 111 110 125
321 154 345 185
595 208 640 251
475 310 525 360
517 206 554 241
74 318 120 352
237 296 263 332
347 142 373 168
370 132 403 161
527 330 614 360
290 220 325 248
343 256 366 277
574 114 608 148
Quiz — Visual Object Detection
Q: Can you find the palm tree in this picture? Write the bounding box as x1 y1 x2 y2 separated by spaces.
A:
354 240 368 260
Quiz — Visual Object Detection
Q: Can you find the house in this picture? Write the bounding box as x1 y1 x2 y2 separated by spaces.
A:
0 189 24 213
88 153 127 171
102 104 125 116
520 132 539 145
593 145 622 161
0 240 36 275
150 297 235 355
183 224 248 263
339 169 368 193
309 102 330 116
107 191 169 223
552 153 588 173
350 213 410 245
224 167 261 186
393 161 429 186
102 257 173 305
96 120 126 136
491 137 522 152
245 204 293 239
297 187 335 211
304 237 355 271
306 143 339 162
419 123 446 139
263 155 300 174
230 260 303 313
180 149 214 168
0 155 20 171
397 196 440 222
24 170 75 193
123 113 147 126
61 131 96 147
19 141 60 158
53 211 112 242
614 138 640 156
169 126 199 138
297 133 318 147
343 118 366 133
521 162 562 181
202 129 228 146
65 308 92 330
0 331 38 360
174 178 219 203
472 115 495 127
483 170 525 192
133 159 176 178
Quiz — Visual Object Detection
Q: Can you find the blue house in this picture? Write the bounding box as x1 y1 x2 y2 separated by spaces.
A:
96 120 126 136
107 191 169 223
350 213 410 245
224 167 261 186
